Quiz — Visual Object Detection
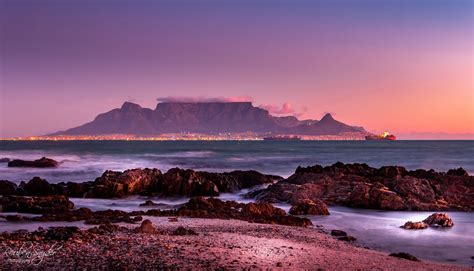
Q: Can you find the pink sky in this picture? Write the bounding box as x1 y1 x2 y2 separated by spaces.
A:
0 0 473 139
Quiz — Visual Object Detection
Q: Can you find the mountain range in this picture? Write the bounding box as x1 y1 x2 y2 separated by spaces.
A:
51 102 366 136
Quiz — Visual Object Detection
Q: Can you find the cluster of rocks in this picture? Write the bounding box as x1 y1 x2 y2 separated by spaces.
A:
7 157 59 168
401 213 454 230
248 162 473 211
1 197 312 227
1 167 280 198
0 220 196 244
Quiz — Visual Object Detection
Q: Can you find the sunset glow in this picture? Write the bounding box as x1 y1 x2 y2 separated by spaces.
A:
1 0 473 138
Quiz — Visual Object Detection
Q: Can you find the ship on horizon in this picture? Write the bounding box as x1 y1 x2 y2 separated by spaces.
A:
365 131 396 141
263 135 301 141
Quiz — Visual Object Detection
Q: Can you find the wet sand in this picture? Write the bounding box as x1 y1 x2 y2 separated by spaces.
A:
0 217 469 270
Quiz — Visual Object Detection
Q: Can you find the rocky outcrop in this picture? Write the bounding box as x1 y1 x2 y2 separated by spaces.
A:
158 168 219 196
422 213 454 227
21 177 54 196
7 157 59 168
176 197 312 227
249 162 474 211
85 168 162 198
11 197 311 227
289 199 329 215
136 219 156 233
2 167 279 199
401 213 453 230
0 195 74 214
172 226 197 236
0 180 18 195
401 221 428 230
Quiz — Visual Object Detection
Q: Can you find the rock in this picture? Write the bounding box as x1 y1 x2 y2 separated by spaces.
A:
159 168 219 197
377 166 406 178
139 200 159 207
338 236 356 242
0 180 19 195
401 221 428 230
0 195 74 214
172 226 197 236
289 199 330 215
389 252 420 262
86 168 161 198
423 213 454 227
248 162 474 211
401 213 454 229
447 168 469 177
168 217 178 222
136 219 156 233
276 262 283 267
46 226 79 240
178 197 312 227
21 177 53 196
330 230 347 237
8 157 59 168
0 158 10 163
227 170 280 189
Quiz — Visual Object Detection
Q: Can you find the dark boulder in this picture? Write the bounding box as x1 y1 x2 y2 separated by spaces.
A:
21 177 53 196
0 195 74 214
0 180 18 195
136 219 156 233
289 199 330 215
330 230 347 237
389 252 420 262
172 226 197 236
8 157 59 168
447 168 469 177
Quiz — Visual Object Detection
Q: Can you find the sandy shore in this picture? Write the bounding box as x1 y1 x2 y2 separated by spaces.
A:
0 217 469 270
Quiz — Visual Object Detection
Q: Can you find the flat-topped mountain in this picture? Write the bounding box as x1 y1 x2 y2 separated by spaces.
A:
51 102 366 136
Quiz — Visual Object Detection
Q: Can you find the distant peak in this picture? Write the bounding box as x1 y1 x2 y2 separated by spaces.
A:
121 101 142 110
320 113 335 121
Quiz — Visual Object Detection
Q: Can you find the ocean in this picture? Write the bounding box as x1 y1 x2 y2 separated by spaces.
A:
1 140 473 266
0 140 473 183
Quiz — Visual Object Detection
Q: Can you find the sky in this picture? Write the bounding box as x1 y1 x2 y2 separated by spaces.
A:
0 0 473 139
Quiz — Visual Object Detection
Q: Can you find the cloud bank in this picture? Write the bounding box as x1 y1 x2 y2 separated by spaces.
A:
157 96 254 103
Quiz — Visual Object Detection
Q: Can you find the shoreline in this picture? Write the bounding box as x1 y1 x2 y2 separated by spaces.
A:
0 217 469 270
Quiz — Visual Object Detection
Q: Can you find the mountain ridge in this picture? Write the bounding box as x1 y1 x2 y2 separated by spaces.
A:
51 102 366 136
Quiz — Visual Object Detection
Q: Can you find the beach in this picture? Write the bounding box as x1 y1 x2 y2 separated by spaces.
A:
1 217 469 270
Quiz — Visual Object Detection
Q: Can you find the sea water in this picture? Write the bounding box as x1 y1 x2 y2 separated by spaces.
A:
0 140 472 183
1 140 473 266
